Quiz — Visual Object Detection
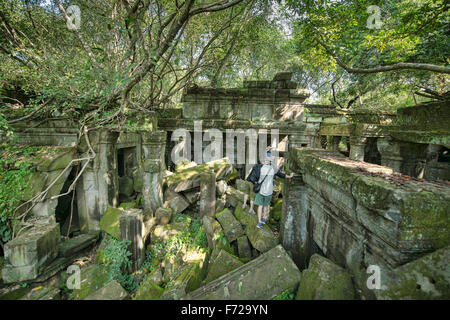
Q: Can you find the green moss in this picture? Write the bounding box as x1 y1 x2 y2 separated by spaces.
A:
99 207 123 239
119 202 136 210
72 264 111 300
400 191 450 249
295 254 354 300
134 279 164 300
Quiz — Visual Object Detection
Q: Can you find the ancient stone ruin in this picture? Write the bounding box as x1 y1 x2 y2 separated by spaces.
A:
0 73 449 300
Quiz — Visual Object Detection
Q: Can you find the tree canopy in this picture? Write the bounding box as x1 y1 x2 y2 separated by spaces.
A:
0 0 449 131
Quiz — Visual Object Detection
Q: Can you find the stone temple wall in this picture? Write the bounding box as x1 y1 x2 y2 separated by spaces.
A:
282 148 450 298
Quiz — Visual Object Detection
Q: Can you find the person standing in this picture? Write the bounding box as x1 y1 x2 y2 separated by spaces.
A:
254 153 293 228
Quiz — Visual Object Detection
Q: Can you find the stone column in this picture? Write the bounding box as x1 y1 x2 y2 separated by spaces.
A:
199 170 216 218
141 131 167 214
119 209 145 272
349 136 367 161
326 136 341 151
77 129 119 233
377 138 427 177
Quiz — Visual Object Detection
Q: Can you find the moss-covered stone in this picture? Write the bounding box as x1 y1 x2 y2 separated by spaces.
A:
84 280 129 300
215 208 245 242
119 202 136 210
376 246 450 300
72 264 111 300
99 207 122 239
245 218 278 253
164 158 232 192
134 278 164 300
204 249 243 284
270 199 283 221
175 159 197 172
295 254 355 300
400 190 450 249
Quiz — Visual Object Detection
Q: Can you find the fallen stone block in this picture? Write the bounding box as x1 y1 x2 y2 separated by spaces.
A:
295 254 355 300
2 223 60 283
155 207 173 225
151 216 191 244
215 209 245 242
84 280 129 300
162 254 185 283
215 197 226 214
58 232 99 258
146 266 163 286
72 264 111 300
119 176 134 197
225 186 246 208
21 286 60 300
120 209 146 272
134 278 164 300
375 246 450 300
164 190 190 213
165 158 233 192
237 236 252 259
204 250 243 284
186 245 301 300
183 188 200 204
119 202 136 210
162 262 203 300
99 207 122 239
176 160 197 172
245 217 278 253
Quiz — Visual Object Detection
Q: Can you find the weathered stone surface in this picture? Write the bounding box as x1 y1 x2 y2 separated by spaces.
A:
199 171 216 218
36 147 77 172
58 232 99 257
2 223 60 283
242 213 278 253
21 286 60 300
186 245 301 300
296 254 355 300
84 280 130 300
164 189 190 213
134 278 164 300
99 207 122 239
204 249 243 284
237 236 252 259
202 216 221 250
162 262 203 299
216 180 228 196
162 254 185 283
183 188 200 204
215 197 226 213
151 217 191 244
72 264 110 300
215 209 245 242
164 158 232 192
175 160 197 172
120 209 145 272
376 246 450 300
225 186 246 208
119 202 136 210
146 266 163 286
155 207 173 225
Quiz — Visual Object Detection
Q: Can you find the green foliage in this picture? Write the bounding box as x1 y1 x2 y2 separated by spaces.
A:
102 237 137 293
273 289 295 300
0 145 41 244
